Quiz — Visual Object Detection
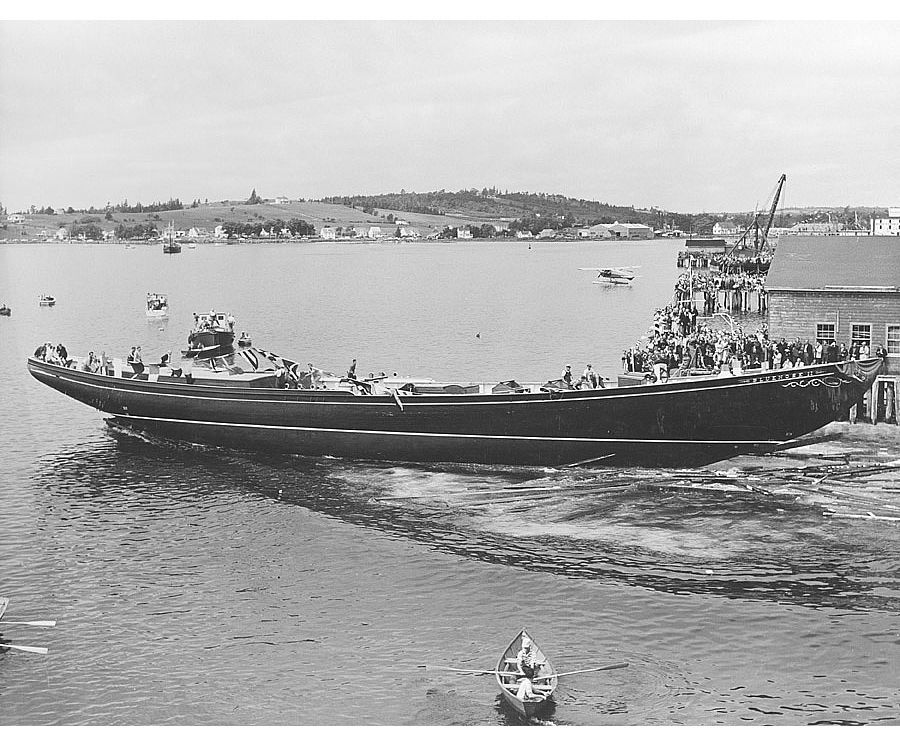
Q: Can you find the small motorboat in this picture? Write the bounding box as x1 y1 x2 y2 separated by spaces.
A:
495 628 558 719
182 311 236 358
237 332 252 347
146 292 169 318
0 305 10 316
39 295 56 307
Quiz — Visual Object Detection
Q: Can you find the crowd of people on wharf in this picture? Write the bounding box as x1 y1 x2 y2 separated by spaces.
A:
622 301 890 383
676 249 773 272
674 270 768 315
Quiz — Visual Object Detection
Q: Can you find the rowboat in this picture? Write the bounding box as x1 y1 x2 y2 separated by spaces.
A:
495 628 558 718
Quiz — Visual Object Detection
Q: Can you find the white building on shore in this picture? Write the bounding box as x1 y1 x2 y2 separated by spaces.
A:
712 220 741 236
872 208 900 236
605 222 653 239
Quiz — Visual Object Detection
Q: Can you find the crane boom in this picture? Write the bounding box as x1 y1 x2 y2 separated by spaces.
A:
762 173 786 244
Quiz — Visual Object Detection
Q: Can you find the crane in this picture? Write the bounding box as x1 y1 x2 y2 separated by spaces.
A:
761 173 786 248
728 173 787 255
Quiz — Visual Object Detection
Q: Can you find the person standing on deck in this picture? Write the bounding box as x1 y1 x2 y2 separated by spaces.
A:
346 358 357 379
308 363 323 389
562 365 573 387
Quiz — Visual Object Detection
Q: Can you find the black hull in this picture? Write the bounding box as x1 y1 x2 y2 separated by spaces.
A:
27 358 882 468
181 344 235 359
185 329 235 358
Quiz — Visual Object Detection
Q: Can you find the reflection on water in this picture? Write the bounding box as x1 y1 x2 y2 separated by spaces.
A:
27 423 898 614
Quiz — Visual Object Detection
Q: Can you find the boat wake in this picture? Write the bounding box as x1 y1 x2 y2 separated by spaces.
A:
89 422 900 612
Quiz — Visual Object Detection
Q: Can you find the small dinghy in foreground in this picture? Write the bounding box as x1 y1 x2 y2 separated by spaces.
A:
495 628 558 718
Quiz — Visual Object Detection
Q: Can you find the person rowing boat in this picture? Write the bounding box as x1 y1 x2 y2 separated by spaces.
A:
514 636 541 700
494 628 558 717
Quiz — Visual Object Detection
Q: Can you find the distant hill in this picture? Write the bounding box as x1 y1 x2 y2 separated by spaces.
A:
321 188 688 229
2 189 694 241
1 188 889 241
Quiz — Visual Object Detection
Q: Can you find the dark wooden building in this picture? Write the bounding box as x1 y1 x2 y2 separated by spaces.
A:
766 235 899 422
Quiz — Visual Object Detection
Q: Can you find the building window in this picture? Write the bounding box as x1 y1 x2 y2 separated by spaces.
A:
816 323 836 342
851 324 872 346
888 325 900 356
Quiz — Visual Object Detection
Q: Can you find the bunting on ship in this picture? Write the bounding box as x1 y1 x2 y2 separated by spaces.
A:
255 348 301 379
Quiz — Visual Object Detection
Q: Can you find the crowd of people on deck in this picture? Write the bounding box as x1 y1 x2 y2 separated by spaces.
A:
622 299 889 383
33 341 178 375
33 342 71 367
191 312 236 332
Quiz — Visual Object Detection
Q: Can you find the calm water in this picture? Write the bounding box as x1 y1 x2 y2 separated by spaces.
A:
0 239 898 726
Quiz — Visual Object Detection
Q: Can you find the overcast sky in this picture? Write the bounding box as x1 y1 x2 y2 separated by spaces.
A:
1 20 899 213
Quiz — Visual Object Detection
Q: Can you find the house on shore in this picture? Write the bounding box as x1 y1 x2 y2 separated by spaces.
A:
320 227 337 240
713 220 741 236
766 235 900 423
872 207 900 237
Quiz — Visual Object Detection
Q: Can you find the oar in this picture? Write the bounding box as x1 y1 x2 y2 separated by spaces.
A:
0 620 57 628
0 642 49 655
535 662 628 681
420 665 499 675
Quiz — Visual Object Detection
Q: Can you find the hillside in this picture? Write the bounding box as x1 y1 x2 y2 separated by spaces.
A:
0 199 483 242
2 189 889 241
321 188 687 229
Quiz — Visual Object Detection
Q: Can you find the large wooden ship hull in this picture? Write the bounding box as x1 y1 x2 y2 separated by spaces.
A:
27 357 882 468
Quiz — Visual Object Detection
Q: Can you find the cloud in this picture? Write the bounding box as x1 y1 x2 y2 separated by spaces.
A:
1 20 899 211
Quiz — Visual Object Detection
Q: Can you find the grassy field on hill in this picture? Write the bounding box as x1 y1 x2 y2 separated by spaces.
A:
1 200 488 241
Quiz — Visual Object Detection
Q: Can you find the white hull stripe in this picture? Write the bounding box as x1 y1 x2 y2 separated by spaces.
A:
32 365 838 408
116 414 784 446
